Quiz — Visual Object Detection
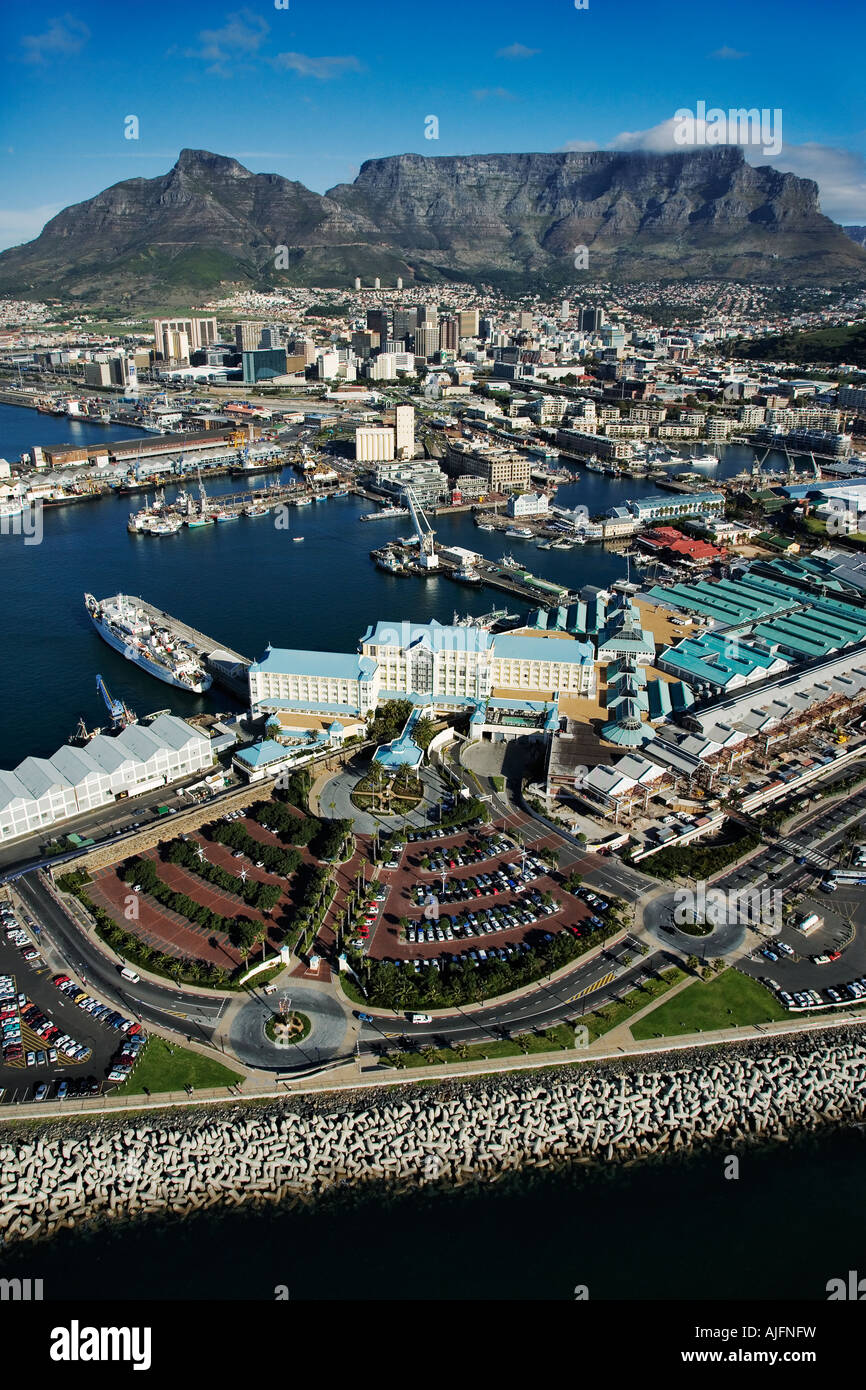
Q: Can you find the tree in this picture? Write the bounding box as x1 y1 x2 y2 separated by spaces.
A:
687 954 700 974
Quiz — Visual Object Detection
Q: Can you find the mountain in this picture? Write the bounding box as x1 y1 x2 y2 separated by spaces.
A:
1 147 863 309
844 226 866 247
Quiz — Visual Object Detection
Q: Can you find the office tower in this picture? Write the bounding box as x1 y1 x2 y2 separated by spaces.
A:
393 307 418 341
374 277 381 290
418 302 438 329
414 326 438 358
352 330 380 359
458 309 480 337
396 277 403 290
234 321 265 353
153 316 217 357
259 325 282 349
519 312 534 332
560 300 570 321
367 308 390 342
439 316 459 352
479 317 494 341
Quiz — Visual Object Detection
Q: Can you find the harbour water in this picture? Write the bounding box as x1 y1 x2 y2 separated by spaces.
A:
0 402 796 764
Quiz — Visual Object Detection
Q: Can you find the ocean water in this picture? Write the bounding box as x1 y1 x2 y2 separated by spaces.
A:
1 1125 863 1300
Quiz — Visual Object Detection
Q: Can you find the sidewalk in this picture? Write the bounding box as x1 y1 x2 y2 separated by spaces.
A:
8 1003 866 1123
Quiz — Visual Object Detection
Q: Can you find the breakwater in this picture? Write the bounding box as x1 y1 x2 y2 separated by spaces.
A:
2 1031 865 1246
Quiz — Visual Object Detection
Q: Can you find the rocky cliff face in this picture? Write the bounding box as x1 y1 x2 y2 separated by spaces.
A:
326 148 863 283
1 146 862 307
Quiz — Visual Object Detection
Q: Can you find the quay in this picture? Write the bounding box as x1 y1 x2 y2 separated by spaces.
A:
132 598 251 698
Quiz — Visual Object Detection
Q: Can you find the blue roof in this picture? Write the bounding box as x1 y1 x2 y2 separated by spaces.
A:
494 634 594 664
235 739 292 769
250 646 378 681
361 619 493 653
254 697 362 716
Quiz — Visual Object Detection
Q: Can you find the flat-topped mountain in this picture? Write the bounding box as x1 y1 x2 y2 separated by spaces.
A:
1 146 863 307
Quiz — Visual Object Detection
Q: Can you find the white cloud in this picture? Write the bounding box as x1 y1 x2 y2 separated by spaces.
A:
559 116 866 223
496 43 540 60
271 52 362 80
711 46 748 60
0 205 63 251
751 142 866 223
187 9 269 75
473 87 517 102
20 15 90 65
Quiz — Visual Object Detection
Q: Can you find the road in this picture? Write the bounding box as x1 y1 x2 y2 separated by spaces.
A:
15 873 229 1049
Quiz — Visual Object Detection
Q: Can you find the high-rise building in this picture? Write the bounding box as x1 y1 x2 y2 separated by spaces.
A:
439 316 459 352
418 303 438 329
153 317 217 357
479 317 494 341
352 330 379 359
393 307 418 341
395 404 415 459
367 308 389 341
560 300 570 321
579 307 605 333
234 321 265 353
458 309 480 337
259 325 282 349
519 312 534 332
414 326 438 358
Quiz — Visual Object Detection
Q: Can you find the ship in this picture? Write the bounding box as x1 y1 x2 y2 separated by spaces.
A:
454 564 483 585
292 495 313 507
360 506 410 521
215 509 240 523
475 520 495 531
244 501 271 517
505 526 533 538
499 554 520 570
84 593 213 693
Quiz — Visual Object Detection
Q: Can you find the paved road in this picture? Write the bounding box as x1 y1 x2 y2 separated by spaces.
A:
318 757 451 834
15 873 229 1048
357 939 665 1054
229 984 351 1071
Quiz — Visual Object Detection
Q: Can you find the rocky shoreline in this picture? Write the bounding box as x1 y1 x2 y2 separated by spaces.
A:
2 1029 865 1247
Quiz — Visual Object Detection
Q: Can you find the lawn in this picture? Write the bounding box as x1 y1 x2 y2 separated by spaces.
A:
114 1037 243 1095
580 967 686 1041
631 969 788 1040
382 1022 578 1068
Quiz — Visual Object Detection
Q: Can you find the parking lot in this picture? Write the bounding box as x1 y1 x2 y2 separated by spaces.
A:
357 818 600 971
0 896 141 1104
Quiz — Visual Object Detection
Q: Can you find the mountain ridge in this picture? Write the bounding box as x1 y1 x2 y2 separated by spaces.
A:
1 146 863 308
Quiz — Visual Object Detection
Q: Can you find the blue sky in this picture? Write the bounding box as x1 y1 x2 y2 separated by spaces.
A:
1 0 865 251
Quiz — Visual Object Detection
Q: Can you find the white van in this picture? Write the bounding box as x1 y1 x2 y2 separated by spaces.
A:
120 967 140 983
408 1012 431 1024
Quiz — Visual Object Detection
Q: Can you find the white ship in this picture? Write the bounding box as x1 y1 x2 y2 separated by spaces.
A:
84 593 213 693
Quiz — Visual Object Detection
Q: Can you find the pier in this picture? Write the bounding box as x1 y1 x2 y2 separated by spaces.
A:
132 598 252 699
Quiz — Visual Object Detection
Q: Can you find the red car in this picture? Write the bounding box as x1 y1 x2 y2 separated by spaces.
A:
358 926 370 938
52 974 70 986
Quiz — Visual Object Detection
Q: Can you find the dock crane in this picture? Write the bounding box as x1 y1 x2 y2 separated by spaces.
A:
404 486 439 570
96 675 135 730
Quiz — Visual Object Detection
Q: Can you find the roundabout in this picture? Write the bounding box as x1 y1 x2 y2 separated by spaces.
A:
228 982 352 1071
642 890 748 957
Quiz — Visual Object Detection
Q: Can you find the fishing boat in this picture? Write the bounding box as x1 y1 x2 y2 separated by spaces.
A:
454 564 483 585
215 509 240 523
293 495 313 507
244 501 271 518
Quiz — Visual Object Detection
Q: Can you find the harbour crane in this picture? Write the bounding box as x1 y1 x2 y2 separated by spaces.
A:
404 485 439 570
95 675 135 730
